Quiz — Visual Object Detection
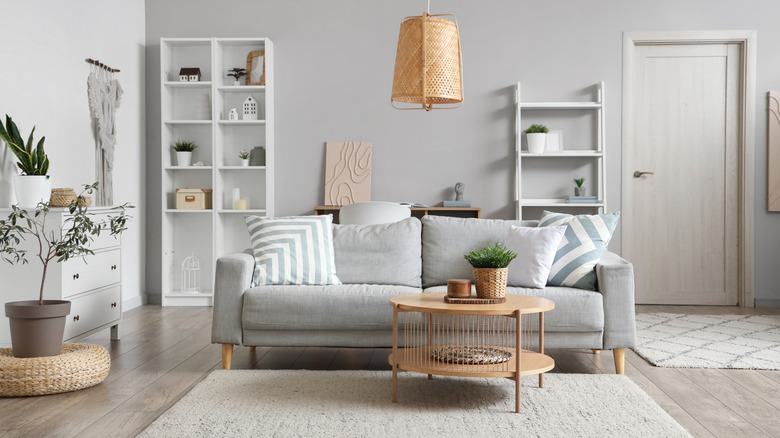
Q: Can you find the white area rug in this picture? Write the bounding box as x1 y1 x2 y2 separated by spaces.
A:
635 313 780 369
138 370 690 438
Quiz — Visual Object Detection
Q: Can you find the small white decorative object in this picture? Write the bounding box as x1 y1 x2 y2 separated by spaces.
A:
196 94 211 120
181 253 201 294
243 96 258 121
228 108 239 121
238 148 250 166
232 187 241 209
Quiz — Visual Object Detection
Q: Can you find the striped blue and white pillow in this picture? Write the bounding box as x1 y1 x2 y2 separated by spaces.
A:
538 211 620 290
245 215 341 286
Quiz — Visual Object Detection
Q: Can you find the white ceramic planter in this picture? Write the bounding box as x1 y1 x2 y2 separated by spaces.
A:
240 158 250 167
527 133 547 154
14 175 51 208
176 151 193 167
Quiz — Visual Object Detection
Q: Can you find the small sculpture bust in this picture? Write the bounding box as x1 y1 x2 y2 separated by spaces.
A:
455 182 465 201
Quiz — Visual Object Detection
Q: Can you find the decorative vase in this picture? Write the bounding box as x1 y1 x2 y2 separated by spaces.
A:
5 300 71 358
472 268 508 299
240 158 250 167
14 174 51 208
527 133 547 154
233 79 240 86
176 151 193 167
575 186 586 196
249 146 266 166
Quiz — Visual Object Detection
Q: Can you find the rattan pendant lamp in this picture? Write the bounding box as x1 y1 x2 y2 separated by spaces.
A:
391 2 463 111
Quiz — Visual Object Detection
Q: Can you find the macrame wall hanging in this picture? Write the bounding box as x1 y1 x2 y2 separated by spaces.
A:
86 58 122 206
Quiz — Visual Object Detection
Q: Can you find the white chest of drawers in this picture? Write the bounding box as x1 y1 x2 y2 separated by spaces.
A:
0 207 123 346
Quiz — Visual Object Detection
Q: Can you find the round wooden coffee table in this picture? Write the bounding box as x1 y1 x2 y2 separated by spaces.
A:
388 292 555 413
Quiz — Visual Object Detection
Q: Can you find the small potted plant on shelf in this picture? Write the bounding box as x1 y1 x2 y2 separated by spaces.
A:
524 123 549 154
238 149 250 167
574 177 586 196
0 115 51 208
464 242 518 299
0 182 132 358
171 140 197 166
227 68 247 86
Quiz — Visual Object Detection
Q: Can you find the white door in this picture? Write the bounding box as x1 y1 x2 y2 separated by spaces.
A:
624 42 741 305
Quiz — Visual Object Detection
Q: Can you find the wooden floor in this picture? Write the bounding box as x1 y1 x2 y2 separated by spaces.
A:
1 305 779 437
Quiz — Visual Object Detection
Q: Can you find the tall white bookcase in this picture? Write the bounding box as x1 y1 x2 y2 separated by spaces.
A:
515 82 606 220
160 38 274 306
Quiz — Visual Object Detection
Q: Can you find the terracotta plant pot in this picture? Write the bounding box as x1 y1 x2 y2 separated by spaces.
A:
5 300 71 358
473 268 509 299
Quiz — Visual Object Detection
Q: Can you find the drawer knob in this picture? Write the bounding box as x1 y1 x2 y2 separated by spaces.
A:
73 273 80 280
111 264 117 271
73 315 80 321
111 302 117 308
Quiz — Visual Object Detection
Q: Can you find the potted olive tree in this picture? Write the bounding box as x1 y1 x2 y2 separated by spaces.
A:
464 242 517 299
0 182 131 357
524 123 549 154
0 115 51 208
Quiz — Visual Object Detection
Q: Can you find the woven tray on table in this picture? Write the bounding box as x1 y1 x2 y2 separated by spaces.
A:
0 343 110 397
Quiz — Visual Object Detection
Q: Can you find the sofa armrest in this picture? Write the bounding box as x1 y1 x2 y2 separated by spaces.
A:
596 251 636 349
211 252 254 345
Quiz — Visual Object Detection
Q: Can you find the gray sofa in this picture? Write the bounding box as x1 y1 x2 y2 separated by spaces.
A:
212 215 636 373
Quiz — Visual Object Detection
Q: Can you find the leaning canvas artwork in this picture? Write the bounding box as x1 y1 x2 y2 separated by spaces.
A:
324 141 372 206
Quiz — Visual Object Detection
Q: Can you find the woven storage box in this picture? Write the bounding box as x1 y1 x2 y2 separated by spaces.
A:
49 188 92 207
176 188 212 210
0 343 110 396
473 268 508 299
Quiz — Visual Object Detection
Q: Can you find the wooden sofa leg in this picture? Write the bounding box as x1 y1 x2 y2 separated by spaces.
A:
592 349 601 354
613 348 625 374
222 344 234 370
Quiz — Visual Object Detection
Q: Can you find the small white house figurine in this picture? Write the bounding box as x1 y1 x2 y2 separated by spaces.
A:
228 108 239 121
243 96 258 121
178 67 202 82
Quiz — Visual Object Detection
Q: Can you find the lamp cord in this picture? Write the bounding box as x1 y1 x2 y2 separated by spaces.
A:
427 0 430 13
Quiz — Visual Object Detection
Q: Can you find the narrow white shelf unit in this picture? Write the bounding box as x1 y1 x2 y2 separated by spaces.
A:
160 37 274 306
515 81 606 220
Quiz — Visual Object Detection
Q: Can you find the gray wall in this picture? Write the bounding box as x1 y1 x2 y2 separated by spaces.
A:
144 0 780 305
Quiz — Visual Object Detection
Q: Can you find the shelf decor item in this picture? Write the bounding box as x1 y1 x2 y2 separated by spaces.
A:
391 10 463 111
181 254 201 294
525 124 548 154
0 115 51 208
0 182 131 358
249 146 266 166
228 108 239 121
243 96 258 121
178 68 202 82
227 67 247 86
464 242 517 299
171 140 197 167
239 149 250 166
574 177 586 196
246 50 265 85
175 188 212 210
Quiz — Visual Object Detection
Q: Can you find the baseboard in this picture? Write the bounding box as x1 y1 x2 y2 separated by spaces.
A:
755 299 780 308
123 293 149 310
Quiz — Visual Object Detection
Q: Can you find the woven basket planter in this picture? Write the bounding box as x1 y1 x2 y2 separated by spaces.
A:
473 268 508 299
0 343 110 397
49 188 92 207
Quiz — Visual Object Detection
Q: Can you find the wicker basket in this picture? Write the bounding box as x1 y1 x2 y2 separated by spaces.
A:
49 188 92 207
0 343 110 397
473 268 508 299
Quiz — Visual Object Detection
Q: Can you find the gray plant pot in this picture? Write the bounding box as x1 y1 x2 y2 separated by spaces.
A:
574 186 586 196
5 300 71 358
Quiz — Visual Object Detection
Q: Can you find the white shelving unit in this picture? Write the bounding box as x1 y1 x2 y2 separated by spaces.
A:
515 82 606 220
160 37 274 306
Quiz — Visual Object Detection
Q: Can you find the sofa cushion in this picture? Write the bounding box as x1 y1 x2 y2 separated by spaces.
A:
538 210 620 290
422 286 604 332
421 216 532 287
245 215 340 286
506 225 567 288
242 284 420 331
333 217 422 287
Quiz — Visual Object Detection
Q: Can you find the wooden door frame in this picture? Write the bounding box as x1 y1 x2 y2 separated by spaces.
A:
622 31 756 307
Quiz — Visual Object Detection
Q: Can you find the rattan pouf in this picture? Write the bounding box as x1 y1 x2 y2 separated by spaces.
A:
0 343 110 397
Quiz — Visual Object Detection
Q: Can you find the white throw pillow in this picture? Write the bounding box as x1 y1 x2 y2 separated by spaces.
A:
505 225 567 288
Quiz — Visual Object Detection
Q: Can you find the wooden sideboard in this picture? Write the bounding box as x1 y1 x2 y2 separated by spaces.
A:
314 205 481 224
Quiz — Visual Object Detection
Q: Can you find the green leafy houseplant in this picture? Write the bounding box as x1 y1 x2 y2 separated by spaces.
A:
227 67 247 80
171 140 198 152
0 115 49 176
574 177 585 187
464 241 518 269
0 182 132 305
524 124 549 134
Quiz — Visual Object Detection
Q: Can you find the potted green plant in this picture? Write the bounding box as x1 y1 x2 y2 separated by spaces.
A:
464 242 518 299
172 140 197 166
227 67 247 86
0 115 51 208
524 123 549 154
0 182 132 358
238 149 250 167
574 177 586 196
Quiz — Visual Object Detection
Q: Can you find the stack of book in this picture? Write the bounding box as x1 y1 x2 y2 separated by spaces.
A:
566 196 598 204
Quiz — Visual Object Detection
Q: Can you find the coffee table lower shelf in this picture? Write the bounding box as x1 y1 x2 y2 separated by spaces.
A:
389 347 554 378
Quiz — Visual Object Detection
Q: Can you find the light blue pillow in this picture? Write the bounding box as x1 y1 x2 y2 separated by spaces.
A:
537 210 620 290
245 215 341 286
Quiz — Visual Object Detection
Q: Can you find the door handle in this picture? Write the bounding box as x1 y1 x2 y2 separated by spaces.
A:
633 171 655 178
